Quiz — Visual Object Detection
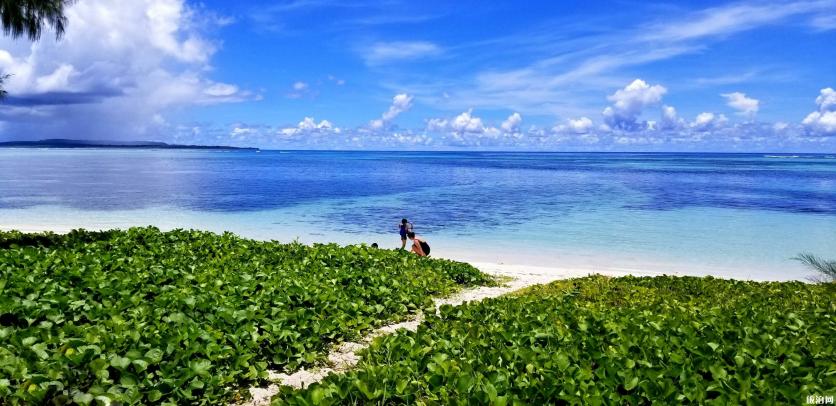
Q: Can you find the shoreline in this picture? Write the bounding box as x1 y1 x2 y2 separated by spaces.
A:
0 223 814 282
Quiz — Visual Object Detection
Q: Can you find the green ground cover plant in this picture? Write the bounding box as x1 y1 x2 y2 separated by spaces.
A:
276 275 835 405
0 227 492 405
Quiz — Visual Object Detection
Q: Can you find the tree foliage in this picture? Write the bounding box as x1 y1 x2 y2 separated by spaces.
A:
0 0 74 41
795 253 836 283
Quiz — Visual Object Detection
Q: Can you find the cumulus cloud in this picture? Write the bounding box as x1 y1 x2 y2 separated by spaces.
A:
553 117 594 134
383 93 414 121
659 105 685 130
426 117 448 132
500 112 522 132
722 92 759 118
425 110 481 133
568 117 593 133
691 112 728 132
280 117 340 136
0 0 254 141
450 109 486 133
602 79 667 131
425 110 527 145
802 87 836 136
369 93 414 129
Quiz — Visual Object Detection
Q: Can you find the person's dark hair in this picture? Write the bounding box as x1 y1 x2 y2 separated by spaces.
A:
371 243 379 248
407 231 415 238
401 218 408 224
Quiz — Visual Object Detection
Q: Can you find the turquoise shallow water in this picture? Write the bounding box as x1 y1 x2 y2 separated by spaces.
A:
1 149 834 280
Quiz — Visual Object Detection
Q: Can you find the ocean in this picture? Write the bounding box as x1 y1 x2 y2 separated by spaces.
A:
1 149 834 280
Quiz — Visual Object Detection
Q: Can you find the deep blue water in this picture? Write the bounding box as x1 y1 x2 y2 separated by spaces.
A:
1 149 834 276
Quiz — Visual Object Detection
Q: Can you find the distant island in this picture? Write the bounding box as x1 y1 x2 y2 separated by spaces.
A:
0 139 258 150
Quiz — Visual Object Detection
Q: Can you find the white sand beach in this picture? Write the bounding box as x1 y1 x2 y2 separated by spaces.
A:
0 221 813 282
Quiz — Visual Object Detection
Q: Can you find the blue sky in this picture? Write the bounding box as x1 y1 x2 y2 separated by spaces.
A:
0 0 835 151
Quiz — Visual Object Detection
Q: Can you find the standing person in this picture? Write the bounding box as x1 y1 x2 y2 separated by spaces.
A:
407 232 430 257
398 218 413 250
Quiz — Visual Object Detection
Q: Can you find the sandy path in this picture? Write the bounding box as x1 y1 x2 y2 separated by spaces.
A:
237 263 635 406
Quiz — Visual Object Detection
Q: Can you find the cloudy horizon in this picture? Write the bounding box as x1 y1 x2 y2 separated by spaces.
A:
0 0 835 151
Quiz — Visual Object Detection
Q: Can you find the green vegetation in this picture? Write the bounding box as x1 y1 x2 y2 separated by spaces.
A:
0 227 492 405
277 275 835 405
796 253 836 283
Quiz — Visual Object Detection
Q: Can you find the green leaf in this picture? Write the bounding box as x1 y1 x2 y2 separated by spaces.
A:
31 342 49 359
89 358 108 371
310 387 326 404
189 359 212 377
132 359 149 372
73 392 94 405
556 353 570 371
110 356 131 370
147 390 163 402
709 365 728 380
144 348 164 364
624 376 639 391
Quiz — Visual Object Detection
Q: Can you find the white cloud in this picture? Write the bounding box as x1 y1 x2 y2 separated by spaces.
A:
553 117 594 134
204 83 239 97
691 112 728 132
369 119 385 130
602 79 667 131
815 87 836 111
369 93 414 129
287 81 314 99
383 93 414 121
364 41 441 65
640 2 831 43
451 109 486 133
811 14 836 31
373 2 836 119
802 87 836 135
660 105 685 130
146 0 215 63
614 135 662 145
500 112 522 132
34 64 77 92
426 117 448 132
298 117 333 130
722 92 759 118
424 109 487 135
425 110 524 143
0 0 254 141
280 117 340 136
231 126 255 136
567 117 593 133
